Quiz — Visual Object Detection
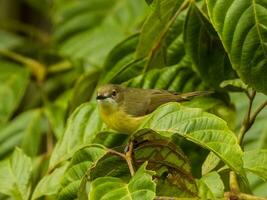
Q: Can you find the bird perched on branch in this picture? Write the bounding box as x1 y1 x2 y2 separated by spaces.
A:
97 84 212 134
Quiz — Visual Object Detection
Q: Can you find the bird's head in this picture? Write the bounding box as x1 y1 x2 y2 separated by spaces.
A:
96 84 124 110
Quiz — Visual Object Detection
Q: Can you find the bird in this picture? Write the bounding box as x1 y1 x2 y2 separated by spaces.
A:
96 84 212 134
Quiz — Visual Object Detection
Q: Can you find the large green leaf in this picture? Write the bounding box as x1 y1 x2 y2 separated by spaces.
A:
138 103 244 175
197 172 224 200
0 109 47 158
0 61 29 127
124 59 206 92
31 164 68 200
136 0 187 70
88 163 156 200
184 3 236 89
57 0 148 67
58 145 108 200
206 0 267 94
243 149 267 181
0 148 32 200
69 69 100 112
99 34 145 84
49 102 103 169
44 89 72 140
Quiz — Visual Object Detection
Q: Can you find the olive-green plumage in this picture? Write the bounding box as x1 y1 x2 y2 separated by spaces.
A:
97 84 212 134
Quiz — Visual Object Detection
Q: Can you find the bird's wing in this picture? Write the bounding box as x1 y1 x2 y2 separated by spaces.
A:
121 88 151 117
122 88 181 116
122 88 212 116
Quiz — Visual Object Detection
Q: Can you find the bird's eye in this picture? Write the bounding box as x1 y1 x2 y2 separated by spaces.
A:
111 90 117 96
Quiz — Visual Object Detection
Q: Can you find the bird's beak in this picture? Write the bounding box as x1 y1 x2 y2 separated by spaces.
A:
96 95 108 100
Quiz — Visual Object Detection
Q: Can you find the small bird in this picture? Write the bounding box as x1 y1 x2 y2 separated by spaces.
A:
96 84 212 134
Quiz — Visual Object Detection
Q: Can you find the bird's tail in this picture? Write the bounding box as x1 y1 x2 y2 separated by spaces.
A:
177 91 214 100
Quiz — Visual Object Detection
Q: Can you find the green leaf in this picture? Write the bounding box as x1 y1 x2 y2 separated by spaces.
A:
44 103 66 140
243 149 267 181
197 172 224 200
49 102 103 169
20 110 47 157
136 0 187 70
184 3 236 89
57 0 148 67
0 148 32 200
92 132 128 148
184 97 236 130
0 30 24 49
138 103 244 175
201 152 221 175
220 79 248 91
124 60 206 92
88 162 156 200
31 164 68 200
206 0 267 94
100 34 144 84
44 90 72 139
0 61 29 127
0 109 47 158
69 69 100 112
133 131 198 197
58 145 108 200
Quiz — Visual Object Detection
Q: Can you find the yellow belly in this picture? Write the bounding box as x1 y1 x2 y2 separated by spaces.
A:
99 106 145 134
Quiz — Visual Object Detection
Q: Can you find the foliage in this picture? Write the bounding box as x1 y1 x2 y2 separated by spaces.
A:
0 0 267 199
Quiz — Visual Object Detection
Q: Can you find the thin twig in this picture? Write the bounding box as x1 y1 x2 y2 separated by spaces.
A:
108 149 126 159
249 99 267 125
237 90 256 145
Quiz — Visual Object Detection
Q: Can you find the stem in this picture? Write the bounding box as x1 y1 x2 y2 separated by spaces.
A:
108 149 126 159
225 192 267 200
249 100 267 125
229 171 240 193
125 140 135 176
47 61 73 74
237 90 256 145
108 140 135 176
0 48 46 82
230 90 267 196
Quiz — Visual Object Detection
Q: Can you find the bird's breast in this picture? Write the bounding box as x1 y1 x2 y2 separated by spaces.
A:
99 104 145 134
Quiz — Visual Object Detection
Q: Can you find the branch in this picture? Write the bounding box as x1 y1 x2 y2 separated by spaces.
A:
225 192 267 200
237 94 267 145
108 140 135 176
125 140 135 176
0 48 46 82
249 99 267 125
237 90 256 145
